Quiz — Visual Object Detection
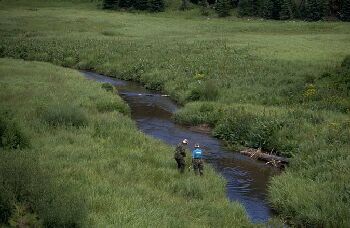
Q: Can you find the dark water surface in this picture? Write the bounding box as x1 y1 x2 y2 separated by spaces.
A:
82 71 279 223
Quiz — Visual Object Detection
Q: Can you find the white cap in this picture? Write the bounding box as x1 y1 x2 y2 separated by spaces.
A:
182 139 188 144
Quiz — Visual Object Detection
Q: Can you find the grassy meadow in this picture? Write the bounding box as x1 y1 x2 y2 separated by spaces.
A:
0 58 252 227
0 0 349 226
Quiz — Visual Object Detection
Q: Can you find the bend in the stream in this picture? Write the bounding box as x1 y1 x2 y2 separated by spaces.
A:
82 71 279 223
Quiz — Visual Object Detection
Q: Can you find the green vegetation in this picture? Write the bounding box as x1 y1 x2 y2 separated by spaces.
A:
342 0 350 21
216 0 231 17
0 58 251 226
186 0 349 21
103 0 165 12
0 0 349 226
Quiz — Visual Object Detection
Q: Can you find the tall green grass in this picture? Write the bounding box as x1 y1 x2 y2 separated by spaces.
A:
0 58 252 226
0 1 349 225
174 83 350 226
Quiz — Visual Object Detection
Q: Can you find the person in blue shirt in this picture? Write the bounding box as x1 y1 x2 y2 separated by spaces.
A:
192 144 204 176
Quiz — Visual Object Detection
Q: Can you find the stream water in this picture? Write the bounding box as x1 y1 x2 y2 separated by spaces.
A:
82 71 279 223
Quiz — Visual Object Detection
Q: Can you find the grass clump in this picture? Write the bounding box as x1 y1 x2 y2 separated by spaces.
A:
0 111 30 150
187 80 219 101
101 82 115 93
39 104 88 128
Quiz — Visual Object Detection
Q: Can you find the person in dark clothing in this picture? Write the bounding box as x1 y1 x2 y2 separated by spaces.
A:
174 139 188 173
192 143 204 176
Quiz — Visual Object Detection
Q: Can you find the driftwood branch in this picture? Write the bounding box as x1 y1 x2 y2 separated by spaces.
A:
240 148 289 168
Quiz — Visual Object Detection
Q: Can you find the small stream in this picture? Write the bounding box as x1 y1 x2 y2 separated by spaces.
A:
82 71 279 223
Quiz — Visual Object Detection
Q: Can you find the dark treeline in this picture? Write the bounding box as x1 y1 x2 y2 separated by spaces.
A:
235 0 350 21
197 0 350 21
102 0 350 21
103 0 165 12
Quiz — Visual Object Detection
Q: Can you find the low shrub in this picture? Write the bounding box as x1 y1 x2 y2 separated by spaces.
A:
0 112 30 150
101 82 115 93
213 108 254 146
216 0 231 17
247 115 284 150
187 80 219 101
62 56 78 67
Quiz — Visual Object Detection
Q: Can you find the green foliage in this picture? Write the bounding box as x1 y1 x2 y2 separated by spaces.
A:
262 0 274 18
238 0 260 16
0 112 30 150
269 162 350 226
341 55 350 68
103 0 119 9
118 0 132 8
96 96 130 113
8 203 42 228
236 0 335 20
0 3 350 226
300 56 350 113
0 58 251 227
101 82 115 93
187 80 219 101
341 0 350 21
279 0 293 19
170 177 205 199
103 0 165 12
173 102 224 126
176 95 350 226
0 191 12 224
148 0 165 12
213 108 254 145
134 0 149 10
212 108 289 154
300 0 330 21
179 0 190 10
200 0 210 16
0 151 86 227
216 0 231 17
38 104 88 128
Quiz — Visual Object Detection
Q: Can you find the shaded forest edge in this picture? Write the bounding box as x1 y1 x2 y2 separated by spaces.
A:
101 0 350 21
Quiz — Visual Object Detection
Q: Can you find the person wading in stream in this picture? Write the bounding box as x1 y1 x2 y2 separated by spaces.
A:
192 144 204 176
174 139 188 173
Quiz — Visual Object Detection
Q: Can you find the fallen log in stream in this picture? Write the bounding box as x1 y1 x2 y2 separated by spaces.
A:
240 148 289 168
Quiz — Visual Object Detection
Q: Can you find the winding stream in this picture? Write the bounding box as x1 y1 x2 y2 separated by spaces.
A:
82 71 279 223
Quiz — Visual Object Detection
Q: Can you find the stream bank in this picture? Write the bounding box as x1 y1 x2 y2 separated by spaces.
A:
82 71 280 223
